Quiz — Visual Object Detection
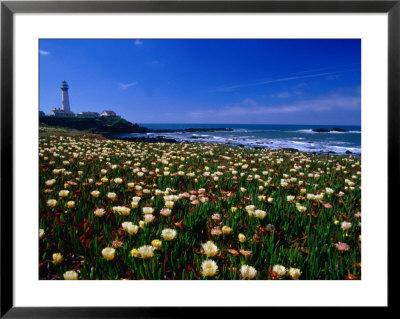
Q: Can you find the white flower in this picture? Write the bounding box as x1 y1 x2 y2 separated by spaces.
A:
240 265 257 279
63 270 78 280
254 209 266 219
46 199 57 207
58 190 69 198
201 260 218 277
127 224 139 235
272 264 287 277
161 228 177 241
102 247 116 261
144 214 155 223
137 245 155 259
107 192 117 200
288 267 302 279
287 195 295 202
341 221 352 231
201 241 219 257
325 187 334 195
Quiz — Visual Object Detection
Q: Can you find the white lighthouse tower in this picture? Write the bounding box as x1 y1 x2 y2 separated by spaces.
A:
61 80 71 112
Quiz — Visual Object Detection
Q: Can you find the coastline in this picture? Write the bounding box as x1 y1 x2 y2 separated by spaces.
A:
102 134 361 157
39 122 361 157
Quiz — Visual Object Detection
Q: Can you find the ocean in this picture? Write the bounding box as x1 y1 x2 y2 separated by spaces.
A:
118 124 361 156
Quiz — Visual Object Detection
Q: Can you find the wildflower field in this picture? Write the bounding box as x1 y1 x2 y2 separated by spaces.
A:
39 135 361 280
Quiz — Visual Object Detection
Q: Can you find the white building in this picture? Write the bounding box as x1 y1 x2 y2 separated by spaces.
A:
78 111 99 118
50 81 75 117
49 109 75 117
101 110 119 117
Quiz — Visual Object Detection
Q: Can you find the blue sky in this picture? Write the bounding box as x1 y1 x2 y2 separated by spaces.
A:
39 39 361 125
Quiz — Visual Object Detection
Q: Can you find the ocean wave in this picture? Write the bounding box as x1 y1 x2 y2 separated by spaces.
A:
117 132 360 155
294 129 361 134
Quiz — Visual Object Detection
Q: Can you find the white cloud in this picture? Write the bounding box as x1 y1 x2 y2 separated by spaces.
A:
118 81 138 90
277 92 291 98
135 39 143 46
39 50 50 56
185 94 360 120
214 65 360 92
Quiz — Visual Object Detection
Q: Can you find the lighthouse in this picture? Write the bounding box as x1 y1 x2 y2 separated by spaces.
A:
61 80 71 112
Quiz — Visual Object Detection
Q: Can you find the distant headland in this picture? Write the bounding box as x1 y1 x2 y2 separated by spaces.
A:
39 81 233 135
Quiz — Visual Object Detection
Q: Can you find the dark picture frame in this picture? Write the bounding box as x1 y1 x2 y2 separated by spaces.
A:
1 0 396 317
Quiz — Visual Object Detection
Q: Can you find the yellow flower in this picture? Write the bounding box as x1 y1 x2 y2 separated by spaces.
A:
165 201 174 209
39 229 45 239
45 179 56 186
161 228 177 241
231 207 238 212
58 190 69 198
46 199 57 207
222 226 232 235
63 270 78 280
91 190 100 198
67 201 75 208
52 253 64 265
102 247 116 261
112 206 131 216
151 239 163 250
142 207 154 215
101 177 109 183
201 260 218 277
131 201 139 208
238 233 246 243
139 221 145 228
130 248 139 257
288 267 302 279
296 205 306 213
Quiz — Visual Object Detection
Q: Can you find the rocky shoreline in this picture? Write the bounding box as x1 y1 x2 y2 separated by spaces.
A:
312 127 349 133
105 134 360 156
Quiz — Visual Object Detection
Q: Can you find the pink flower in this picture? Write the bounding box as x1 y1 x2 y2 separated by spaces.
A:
189 190 197 195
335 242 350 251
178 192 190 198
200 197 209 203
212 213 221 221
189 195 197 201
160 208 171 216
198 188 206 194
112 240 124 248
191 200 199 205
211 226 222 236
355 211 361 218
